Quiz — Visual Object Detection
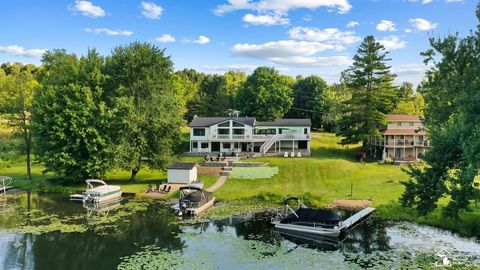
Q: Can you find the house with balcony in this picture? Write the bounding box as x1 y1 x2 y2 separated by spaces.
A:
188 116 311 156
371 114 429 161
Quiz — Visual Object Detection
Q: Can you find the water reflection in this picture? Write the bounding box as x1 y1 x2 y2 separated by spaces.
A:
0 193 479 269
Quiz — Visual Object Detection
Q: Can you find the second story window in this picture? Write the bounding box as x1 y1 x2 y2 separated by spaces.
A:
233 129 244 135
304 128 308 134
397 122 402 127
410 122 414 126
218 128 230 135
193 128 205 136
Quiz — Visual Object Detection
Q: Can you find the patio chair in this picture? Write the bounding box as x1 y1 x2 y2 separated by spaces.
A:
290 152 295 157
161 186 171 194
204 155 209 162
146 184 153 193
296 152 302 158
158 185 167 193
155 184 161 192
284 152 288 157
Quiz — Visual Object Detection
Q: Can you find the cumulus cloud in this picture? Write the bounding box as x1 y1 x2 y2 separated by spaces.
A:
243 13 289 25
346 21 359 28
214 0 353 15
378 35 407 50
231 40 351 67
85 28 133 36
155 34 176 43
409 18 438 31
376 20 397 32
73 1 105 17
141 1 163 19
188 35 210 45
288 27 361 46
0 45 47 59
203 64 258 72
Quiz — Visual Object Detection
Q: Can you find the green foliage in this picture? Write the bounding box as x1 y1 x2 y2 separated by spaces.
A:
322 82 352 132
337 35 398 148
236 67 293 121
288 75 329 129
104 42 185 180
32 49 121 180
401 5 480 219
0 63 40 179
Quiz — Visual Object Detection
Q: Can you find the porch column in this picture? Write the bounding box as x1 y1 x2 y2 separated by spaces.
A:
292 140 294 152
190 141 192 152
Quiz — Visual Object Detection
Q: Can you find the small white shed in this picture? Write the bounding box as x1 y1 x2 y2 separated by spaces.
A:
167 162 198 184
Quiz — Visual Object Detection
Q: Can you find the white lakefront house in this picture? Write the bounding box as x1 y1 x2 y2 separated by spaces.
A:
188 117 311 156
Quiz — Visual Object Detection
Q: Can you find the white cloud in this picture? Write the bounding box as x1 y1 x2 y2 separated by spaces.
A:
243 13 289 25
378 35 407 50
73 1 105 17
155 34 176 43
231 40 351 67
346 21 359 28
445 0 463 2
0 45 47 59
288 27 361 45
376 20 397 32
409 18 438 31
141 1 163 19
188 35 210 45
203 64 258 72
214 0 353 15
405 0 432 4
85 28 133 36
404 28 412 33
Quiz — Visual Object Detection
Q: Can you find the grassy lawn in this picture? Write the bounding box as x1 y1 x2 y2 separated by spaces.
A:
215 132 408 206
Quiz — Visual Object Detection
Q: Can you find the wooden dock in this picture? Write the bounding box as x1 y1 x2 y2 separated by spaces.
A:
343 207 375 229
0 186 14 194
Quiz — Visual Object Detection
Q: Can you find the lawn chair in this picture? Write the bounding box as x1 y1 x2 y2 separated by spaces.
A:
146 184 153 193
161 186 171 194
283 152 288 157
159 185 167 193
296 152 302 158
155 184 161 192
290 152 295 157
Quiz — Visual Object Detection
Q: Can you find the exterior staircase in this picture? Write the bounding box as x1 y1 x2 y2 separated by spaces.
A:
259 135 279 154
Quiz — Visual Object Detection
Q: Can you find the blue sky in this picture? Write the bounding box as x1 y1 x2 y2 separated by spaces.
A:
0 0 477 85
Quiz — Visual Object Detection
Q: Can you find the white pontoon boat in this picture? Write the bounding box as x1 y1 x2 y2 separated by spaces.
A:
70 179 122 204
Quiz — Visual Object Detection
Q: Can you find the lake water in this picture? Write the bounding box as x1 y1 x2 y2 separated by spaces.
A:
0 193 479 269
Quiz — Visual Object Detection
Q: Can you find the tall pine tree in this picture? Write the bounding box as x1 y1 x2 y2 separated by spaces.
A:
337 35 397 150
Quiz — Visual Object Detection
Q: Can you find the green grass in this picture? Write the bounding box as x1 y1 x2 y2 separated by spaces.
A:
215 132 408 206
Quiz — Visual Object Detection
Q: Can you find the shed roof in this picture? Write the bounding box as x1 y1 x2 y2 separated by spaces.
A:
189 117 256 127
168 162 197 170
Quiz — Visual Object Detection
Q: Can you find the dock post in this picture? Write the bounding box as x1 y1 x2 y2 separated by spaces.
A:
350 183 353 197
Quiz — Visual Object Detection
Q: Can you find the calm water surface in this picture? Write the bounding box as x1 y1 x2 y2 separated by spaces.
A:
0 193 479 269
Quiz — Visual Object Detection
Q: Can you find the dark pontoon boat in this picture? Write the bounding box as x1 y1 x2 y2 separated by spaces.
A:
175 186 215 216
271 197 375 238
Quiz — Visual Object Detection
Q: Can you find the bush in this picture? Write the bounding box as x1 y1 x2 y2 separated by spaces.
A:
384 157 394 164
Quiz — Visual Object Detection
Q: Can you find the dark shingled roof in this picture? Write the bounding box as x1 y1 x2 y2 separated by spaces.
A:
168 162 197 170
256 118 311 127
189 117 256 127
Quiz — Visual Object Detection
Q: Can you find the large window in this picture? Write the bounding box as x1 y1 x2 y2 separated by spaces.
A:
201 142 209 149
232 121 244 127
233 129 245 135
218 121 230 127
192 142 198 148
223 142 231 149
255 128 276 135
193 128 205 136
218 128 230 135
409 122 414 126
396 122 402 127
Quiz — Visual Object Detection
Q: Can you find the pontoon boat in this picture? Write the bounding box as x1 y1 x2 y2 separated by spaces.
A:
70 179 122 203
174 186 214 216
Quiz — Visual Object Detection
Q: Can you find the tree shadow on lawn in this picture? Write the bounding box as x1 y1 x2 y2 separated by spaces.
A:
311 146 359 161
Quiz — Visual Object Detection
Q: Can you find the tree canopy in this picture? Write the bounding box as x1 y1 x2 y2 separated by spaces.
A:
400 5 480 218
236 67 293 121
337 35 398 148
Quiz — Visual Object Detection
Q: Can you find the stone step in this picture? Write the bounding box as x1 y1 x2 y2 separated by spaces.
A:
220 171 231 176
